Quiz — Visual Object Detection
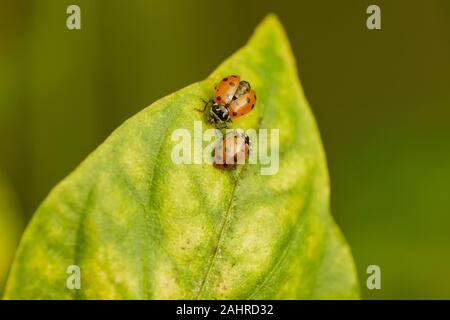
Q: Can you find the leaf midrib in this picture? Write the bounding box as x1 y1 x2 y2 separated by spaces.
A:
195 168 245 299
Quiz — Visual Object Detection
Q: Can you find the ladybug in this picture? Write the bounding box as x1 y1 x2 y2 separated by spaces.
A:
201 75 256 128
214 131 250 169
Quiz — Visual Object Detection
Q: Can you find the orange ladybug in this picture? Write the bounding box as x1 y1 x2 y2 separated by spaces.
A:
201 75 256 128
214 131 250 169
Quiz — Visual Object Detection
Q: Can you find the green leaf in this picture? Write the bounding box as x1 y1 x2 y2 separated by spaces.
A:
4 15 359 299
0 171 22 296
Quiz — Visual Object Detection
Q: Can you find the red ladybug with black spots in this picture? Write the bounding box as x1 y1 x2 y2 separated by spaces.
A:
214 131 250 169
200 75 257 128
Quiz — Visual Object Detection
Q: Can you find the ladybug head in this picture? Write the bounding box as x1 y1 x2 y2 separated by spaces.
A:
211 104 230 122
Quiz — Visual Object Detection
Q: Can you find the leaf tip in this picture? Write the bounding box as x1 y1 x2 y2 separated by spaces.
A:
260 13 283 27
249 14 294 66
253 13 286 39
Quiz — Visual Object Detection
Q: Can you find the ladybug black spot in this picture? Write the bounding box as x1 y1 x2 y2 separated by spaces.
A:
251 104 254 109
246 97 251 103
217 96 222 101
254 94 257 100
222 77 228 82
231 75 238 78
233 111 237 116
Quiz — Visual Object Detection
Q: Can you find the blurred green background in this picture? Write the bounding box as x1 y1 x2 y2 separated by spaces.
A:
1 0 449 299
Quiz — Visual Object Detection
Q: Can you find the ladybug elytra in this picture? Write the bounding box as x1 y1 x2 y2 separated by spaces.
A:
213 131 250 169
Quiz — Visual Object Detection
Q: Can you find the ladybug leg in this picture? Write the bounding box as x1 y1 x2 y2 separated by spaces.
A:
195 99 212 112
